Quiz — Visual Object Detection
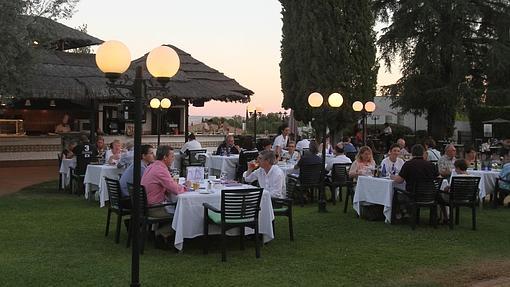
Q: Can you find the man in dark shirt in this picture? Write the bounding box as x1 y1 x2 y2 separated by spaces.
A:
294 140 322 169
72 135 97 175
391 144 439 191
216 134 240 155
390 144 438 220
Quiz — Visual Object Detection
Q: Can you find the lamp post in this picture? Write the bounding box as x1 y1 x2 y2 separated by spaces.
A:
308 92 343 213
96 41 180 287
248 106 263 147
371 114 380 132
149 97 171 146
352 101 376 146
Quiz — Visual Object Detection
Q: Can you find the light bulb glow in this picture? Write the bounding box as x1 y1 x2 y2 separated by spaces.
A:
308 92 323 107
160 98 171 109
352 101 363 112
149 98 161 109
328 93 343 108
95 40 131 75
146 46 180 79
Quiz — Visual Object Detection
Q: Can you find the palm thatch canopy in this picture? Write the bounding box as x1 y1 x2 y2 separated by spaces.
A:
20 46 253 105
25 16 103 50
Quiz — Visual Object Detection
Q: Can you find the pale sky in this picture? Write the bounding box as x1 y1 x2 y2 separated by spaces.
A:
62 0 400 117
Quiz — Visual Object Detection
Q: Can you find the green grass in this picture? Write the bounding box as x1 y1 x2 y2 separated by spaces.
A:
1 181 510 286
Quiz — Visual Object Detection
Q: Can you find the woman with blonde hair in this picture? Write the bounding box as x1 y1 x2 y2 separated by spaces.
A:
349 146 376 179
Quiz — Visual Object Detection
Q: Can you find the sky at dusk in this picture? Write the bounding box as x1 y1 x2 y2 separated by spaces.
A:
61 0 401 117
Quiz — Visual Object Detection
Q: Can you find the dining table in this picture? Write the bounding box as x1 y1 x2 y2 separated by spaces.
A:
171 183 275 251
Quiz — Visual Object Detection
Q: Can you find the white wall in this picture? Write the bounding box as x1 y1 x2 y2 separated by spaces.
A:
373 96 428 131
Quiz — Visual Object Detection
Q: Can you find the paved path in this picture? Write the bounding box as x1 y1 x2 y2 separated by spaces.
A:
0 166 57 197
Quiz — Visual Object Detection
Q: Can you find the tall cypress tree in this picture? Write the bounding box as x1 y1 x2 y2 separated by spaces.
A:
280 0 378 135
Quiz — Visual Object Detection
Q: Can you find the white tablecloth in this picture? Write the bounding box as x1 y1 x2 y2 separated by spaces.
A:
206 155 239 180
172 185 274 251
83 164 125 207
467 170 500 198
59 158 76 186
353 176 405 223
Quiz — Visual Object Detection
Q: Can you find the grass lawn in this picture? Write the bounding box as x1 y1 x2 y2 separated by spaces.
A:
1 181 510 287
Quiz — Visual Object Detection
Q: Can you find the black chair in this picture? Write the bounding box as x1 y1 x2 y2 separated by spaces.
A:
439 176 481 230
392 178 442 230
346 152 357 162
236 150 259 181
494 177 510 208
300 148 309 156
180 149 207 177
69 166 85 195
104 177 131 244
325 163 352 211
127 184 176 253
203 188 263 262
272 198 294 241
287 163 323 206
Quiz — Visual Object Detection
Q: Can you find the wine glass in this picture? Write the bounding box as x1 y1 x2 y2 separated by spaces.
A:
220 171 228 182
204 167 209 180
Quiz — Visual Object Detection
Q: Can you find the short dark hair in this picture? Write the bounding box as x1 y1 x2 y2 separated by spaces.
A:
465 146 476 154
189 133 196 140
334 144 344 154
454 159 468 171
141 144 153 156
389 143 400 152
156 145 173 160
309 140 319 154
411 144 425 157
424 138 436 148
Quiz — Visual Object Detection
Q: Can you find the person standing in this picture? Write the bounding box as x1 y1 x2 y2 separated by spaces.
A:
272 125 290 155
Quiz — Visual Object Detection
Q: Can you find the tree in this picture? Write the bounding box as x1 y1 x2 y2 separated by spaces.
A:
279 0 378 137
0 0 79 98
375 0 510 139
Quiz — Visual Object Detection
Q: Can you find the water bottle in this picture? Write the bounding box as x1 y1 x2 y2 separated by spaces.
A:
381 164 387 177
226 146 231 157
391 164 396 175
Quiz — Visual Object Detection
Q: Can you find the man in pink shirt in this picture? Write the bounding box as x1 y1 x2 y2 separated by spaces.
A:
141 145 188 239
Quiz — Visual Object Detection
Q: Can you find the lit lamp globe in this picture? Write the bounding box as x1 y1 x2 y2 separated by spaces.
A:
95 40 131 79
146 46 180 84
308 92 323 107
328 93 343 108
149 98 161 109
255 106 264 113
160 98 171 109
352 101 363 112
247 105 255 114
365 101 376 113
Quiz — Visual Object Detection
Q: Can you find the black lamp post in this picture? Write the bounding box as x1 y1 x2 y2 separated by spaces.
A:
150 98 171 146
96 41 180 287
352 101 376 146
248 106 263 147
308 92 344 213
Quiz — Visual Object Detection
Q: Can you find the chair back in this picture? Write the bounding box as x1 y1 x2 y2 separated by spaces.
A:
187 149 208 166
300 148 309 156
346 152 357 162
330 163 351 184
236 150 260 180
299 163 323 185
450 176 480 203
221 188 263 224
410 178 441 205
127 183 149 217
104 177 125 211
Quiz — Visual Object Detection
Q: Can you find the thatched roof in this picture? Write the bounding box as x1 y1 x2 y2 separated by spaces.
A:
20 45 253 105
25 16 103 50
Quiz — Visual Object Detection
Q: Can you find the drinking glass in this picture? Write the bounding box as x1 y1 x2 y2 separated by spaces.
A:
220 172 228 181
204 167 209 179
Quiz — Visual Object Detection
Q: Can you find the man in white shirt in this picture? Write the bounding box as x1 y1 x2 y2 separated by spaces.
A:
380 143 405 176
281 141 301 163
397 138 411 157
326 143 352 172
243 150 286 199
180 133 202 153
296 137 311 152
438 144 457 178
272 125 290 155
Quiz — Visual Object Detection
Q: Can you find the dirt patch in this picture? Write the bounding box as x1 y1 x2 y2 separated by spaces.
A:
396 259 510 287
0 166 58 197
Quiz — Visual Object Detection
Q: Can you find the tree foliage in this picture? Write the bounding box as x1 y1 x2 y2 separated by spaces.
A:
279 0 378 136
0 0 79 98
375 0 510 139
